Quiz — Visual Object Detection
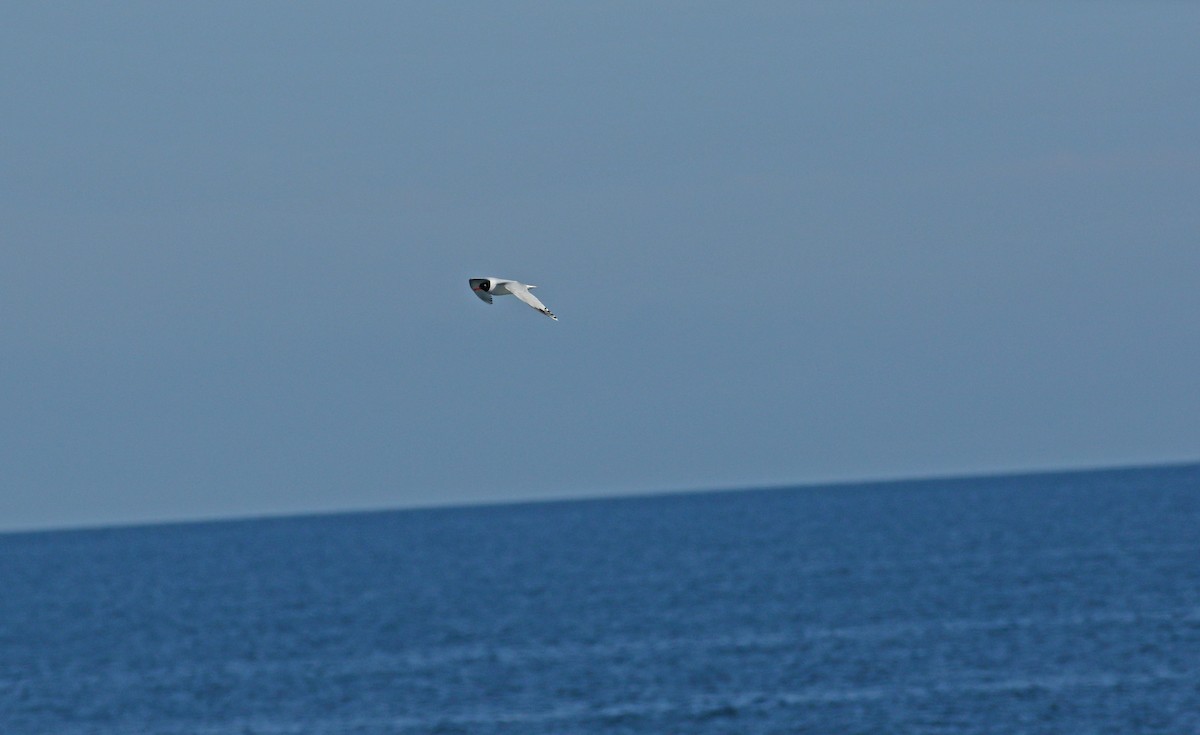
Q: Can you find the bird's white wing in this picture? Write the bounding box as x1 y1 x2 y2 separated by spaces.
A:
508 283 557 320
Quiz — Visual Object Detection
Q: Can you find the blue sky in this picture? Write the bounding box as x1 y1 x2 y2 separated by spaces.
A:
3 3 1198 531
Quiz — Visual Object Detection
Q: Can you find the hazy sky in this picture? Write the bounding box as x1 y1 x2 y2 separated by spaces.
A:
3 3 1198 531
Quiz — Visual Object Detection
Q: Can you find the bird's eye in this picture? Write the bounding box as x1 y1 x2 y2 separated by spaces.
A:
481 281 490 291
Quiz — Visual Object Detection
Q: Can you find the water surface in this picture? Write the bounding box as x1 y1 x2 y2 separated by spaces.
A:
2 464 1198 733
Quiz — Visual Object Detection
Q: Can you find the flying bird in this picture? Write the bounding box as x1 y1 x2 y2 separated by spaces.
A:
469 277 558 320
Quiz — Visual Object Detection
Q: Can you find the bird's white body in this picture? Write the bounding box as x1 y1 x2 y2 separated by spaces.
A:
469 277 557 320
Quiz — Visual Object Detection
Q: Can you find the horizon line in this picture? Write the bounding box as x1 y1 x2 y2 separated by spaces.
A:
3 457 1197 538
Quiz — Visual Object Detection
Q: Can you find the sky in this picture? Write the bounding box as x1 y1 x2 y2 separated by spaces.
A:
3 2 1198 532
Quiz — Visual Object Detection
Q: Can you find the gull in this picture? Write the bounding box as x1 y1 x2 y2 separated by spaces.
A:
469 277 558 320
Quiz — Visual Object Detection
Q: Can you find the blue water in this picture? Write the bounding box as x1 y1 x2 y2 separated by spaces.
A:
2 465 1198 734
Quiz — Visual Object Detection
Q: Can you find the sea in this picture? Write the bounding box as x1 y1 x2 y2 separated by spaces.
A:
2 464 1198 734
